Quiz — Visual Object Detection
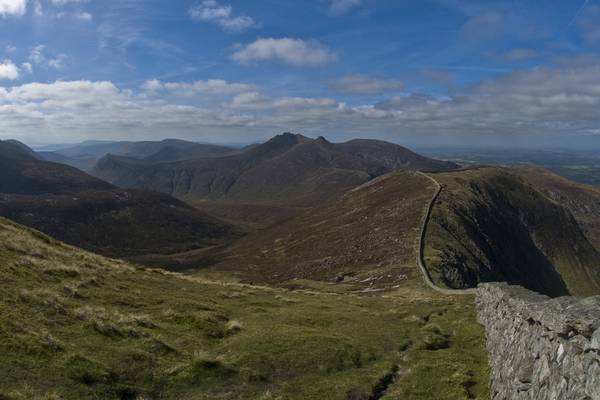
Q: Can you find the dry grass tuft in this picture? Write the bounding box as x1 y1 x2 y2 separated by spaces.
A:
73 306 157 338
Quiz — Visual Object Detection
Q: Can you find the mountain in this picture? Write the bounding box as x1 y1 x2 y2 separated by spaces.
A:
423 167 600 297
0 216 489 400
39 139 235 171
0 140 236 258
92 133 460 208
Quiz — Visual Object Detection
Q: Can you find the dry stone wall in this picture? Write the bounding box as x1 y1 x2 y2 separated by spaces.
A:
476 283 600 400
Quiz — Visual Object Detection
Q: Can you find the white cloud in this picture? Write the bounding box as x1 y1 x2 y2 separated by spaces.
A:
232 38 335 67
329 74 403 95
3 62 600 144
0 0 27 17
190 0 256 32
20 62 32 74
47 54 67 69
0 60 19 80
142 79 254 96
28 45 67 69
329 0 362 14
75 11 91 20
5 45 17 54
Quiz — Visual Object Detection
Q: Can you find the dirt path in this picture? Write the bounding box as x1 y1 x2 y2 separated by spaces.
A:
415 172 476 296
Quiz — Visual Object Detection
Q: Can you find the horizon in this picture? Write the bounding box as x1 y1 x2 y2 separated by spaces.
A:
1 0 600 148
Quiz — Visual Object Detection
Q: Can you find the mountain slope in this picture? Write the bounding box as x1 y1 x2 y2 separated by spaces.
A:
92 133 459 207
0 217 489 400
196 171 434 288
512 166 600 251
423 167 600 297
0 140 114 195
0 140 236 258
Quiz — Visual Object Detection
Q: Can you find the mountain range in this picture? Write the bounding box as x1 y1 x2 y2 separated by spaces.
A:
38 139 236 172
92 133 459 208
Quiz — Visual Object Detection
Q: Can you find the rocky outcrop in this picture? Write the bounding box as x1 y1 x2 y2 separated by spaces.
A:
476 283 600 400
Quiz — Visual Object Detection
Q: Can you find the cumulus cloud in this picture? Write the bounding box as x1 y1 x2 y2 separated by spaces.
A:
2 63 600 144
0 0 27 17
232 38 335 67
190 0 257 32
329 74 403 95
329 0 362 15
0 60 19 80
142 79 254 96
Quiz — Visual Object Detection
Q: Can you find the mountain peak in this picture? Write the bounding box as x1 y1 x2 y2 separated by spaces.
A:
268 132 310 145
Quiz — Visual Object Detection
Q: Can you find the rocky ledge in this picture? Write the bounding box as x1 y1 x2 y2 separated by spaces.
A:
476 282 600 400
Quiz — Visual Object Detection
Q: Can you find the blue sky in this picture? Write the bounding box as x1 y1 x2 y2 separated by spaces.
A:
0 0 600 147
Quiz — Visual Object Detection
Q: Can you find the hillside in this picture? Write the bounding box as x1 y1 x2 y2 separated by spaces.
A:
512 166 600 251
0 217 489 399
92 133 459 211
202 171 434 290
0 140 235 258
423 167 600 297
39 139 235 172
0 141 114 195
195 167 600 299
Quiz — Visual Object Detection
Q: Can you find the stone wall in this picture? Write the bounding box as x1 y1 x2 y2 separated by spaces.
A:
476 283 600 400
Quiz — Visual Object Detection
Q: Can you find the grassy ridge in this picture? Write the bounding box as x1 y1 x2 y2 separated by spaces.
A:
0 217 489 399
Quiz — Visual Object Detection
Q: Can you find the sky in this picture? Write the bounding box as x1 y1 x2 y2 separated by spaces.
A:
0 0 600 147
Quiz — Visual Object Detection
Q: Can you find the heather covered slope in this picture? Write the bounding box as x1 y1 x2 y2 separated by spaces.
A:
424 167 600 297
0 140 236 258
0 217 489 399
92 133 459 207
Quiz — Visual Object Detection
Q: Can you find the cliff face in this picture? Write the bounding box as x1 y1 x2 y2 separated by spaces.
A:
477 283 600 400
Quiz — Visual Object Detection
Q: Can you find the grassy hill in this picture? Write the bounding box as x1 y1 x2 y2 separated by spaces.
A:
423 167 600 297
0 217 489 399
0 140 236 259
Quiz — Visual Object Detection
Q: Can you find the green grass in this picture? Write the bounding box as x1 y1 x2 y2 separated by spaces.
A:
0 217 489 399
